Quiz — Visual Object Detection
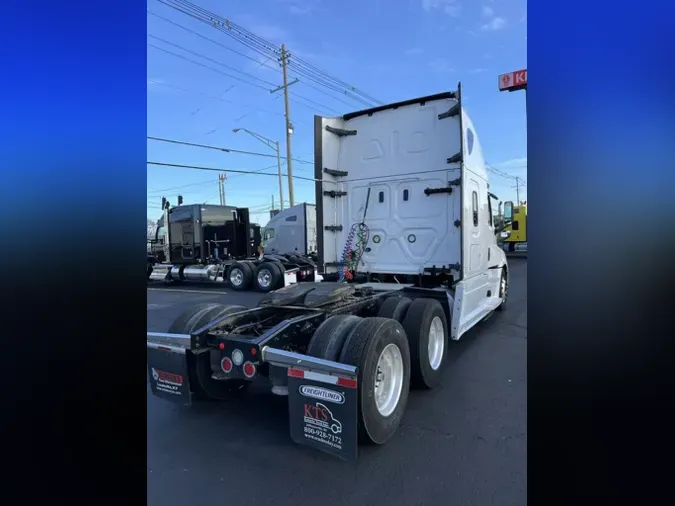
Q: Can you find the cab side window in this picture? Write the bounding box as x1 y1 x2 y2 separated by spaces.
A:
487 194 493 226
472 191 479 226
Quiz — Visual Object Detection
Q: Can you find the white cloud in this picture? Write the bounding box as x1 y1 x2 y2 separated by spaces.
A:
422 0 461 17
468 68 488 73
289 6 311 15
278 0 319 16
404 47 424 55
482 17 506 31
482 6 494 17
428 59 455 73
493 157 527 170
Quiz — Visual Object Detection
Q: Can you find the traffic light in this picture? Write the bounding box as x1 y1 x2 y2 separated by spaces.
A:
177 195 183 206
161 197 167 210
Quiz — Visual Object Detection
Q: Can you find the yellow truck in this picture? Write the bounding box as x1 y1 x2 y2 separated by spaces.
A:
502 201 527 252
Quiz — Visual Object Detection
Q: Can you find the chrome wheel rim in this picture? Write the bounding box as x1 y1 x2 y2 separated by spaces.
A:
501 274 508 301
230 268 243 286
428 316 445 370
257 268 272 288
374 343 404 417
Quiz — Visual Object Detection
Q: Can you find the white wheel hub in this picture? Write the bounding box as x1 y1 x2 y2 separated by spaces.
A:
374 343 404 417
230 268 243 286
428 316 445 371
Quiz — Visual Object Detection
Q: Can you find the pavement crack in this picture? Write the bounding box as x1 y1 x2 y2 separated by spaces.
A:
403 424 458 439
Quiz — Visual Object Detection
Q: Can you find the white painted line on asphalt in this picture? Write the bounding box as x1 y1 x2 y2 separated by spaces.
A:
147 304 171 310
147 288 229 295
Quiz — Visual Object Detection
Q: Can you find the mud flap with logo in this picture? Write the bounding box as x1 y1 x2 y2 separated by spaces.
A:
287 367 358 460
147 347 192 406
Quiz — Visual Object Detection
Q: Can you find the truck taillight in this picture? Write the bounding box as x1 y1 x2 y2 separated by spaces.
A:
221 357 233 373
242 362 256 378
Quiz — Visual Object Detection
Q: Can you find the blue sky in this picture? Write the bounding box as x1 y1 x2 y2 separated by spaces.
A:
147 0 527 225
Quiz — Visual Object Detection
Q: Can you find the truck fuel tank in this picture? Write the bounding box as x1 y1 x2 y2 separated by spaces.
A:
181 264 221 282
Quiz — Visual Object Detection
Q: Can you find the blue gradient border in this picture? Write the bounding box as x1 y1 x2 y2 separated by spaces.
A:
529 0 675 501
0 1 147 503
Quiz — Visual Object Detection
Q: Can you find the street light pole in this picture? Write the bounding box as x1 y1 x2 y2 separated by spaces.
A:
233 128 285 210
275 140 284 210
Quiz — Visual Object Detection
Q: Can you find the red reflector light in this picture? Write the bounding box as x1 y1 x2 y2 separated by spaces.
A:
288 368 303 378
221 357 233 373
242 362 256 378
250 347 257 355
218 343 225 350
337 377 358 389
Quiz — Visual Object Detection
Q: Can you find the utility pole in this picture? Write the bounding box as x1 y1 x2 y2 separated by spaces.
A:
275 140 284 210
218 173 227 205
271 44 299 208
513 177 521 204
233 128 284 210
281 44 294 207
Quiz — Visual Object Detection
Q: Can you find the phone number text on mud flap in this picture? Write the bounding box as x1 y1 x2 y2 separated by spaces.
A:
304 426 342 446
156 381 181 395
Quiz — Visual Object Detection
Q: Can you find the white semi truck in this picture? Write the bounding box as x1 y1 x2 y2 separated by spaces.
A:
262 203 317 258
147 84 509 460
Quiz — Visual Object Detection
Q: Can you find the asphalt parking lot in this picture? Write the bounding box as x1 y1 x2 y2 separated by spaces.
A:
147 259 527 506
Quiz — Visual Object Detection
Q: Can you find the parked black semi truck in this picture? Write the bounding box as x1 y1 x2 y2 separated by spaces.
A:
147 203 318 292
147 85 510 460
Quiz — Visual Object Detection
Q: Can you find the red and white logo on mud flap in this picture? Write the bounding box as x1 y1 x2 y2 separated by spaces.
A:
304 402 342 434
151 367 183 386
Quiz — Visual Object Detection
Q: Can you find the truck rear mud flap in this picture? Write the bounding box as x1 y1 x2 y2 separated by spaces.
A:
263 347 359 460
147 333 193 406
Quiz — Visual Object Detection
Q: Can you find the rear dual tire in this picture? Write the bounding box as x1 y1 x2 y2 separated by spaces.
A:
229 261 284 292
401 298 449 389
167 303 250 400
307 315 411 445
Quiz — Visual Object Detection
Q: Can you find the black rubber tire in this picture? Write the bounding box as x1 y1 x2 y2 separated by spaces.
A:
338 317 411 445
496 269 508 311
167 304 250 400
306 315 363 361
377 296 412 323
401 298 449 390
168 303 225 334
270 261 286 289
254 262 283 292
228 262 253 291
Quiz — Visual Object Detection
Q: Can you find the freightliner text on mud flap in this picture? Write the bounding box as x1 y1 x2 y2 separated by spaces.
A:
287 367 358 461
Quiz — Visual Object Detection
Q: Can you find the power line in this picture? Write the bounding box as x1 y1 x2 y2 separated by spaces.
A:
148 43 272 92
147 136 313 165
148 10 277 70
154 0 380 108
148 178 216 194
148 161 319 183
147 79 313 126
148 41 339 115
148 34 278 87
